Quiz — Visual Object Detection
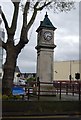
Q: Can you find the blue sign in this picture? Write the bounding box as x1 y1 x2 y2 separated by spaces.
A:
12 86 25 95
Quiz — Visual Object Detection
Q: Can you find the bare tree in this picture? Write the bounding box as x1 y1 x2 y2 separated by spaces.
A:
0 0 75 95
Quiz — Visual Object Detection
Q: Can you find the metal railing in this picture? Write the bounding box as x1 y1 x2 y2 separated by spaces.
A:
53 80 81 101
13 80 81 101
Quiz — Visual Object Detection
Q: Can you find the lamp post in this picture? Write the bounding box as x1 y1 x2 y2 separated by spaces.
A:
69 61 71 82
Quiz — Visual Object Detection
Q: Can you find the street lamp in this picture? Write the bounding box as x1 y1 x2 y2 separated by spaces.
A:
69 61 71 82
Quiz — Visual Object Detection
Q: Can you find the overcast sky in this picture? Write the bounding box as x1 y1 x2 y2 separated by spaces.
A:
0 1 79 73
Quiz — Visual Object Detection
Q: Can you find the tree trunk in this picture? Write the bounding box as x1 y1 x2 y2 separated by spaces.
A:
2 44 17 95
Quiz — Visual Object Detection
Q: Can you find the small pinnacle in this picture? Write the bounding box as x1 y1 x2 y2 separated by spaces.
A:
45 12 48 17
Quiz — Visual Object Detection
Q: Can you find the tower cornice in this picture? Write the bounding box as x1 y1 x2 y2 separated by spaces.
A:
35 44 56 50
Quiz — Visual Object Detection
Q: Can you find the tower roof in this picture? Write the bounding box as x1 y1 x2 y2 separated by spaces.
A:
36 12 56 32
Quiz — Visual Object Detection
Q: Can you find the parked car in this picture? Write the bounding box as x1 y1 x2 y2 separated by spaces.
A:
19 79 26 85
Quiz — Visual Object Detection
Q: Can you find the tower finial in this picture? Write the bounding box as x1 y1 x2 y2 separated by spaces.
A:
45 12 48 17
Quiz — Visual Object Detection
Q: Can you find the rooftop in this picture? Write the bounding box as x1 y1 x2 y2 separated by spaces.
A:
36 12 56 32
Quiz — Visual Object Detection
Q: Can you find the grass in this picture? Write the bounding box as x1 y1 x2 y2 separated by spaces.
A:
2 100 81 116
2 93 81 116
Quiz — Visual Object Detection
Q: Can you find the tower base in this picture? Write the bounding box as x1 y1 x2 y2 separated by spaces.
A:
39 84 56 96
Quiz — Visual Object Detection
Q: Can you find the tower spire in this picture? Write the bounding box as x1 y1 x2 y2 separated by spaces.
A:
36 13 56 32
45 12 48 17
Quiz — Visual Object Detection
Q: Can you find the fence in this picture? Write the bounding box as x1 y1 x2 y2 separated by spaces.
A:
13 80 81 101
53 80 81 101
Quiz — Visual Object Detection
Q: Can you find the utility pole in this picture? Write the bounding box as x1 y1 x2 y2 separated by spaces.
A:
69 61 71 82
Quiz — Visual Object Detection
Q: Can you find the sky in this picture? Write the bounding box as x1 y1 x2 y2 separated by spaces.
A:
0 1 79 73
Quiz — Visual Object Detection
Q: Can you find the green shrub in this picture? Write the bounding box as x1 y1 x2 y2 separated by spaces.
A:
2 95 9 100
13 95 22 100
2 94 22 100
26 77 36 82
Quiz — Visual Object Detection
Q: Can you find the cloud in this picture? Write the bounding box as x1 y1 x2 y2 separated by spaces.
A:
0 1 79 73
55 40 79 60
17 44 37 72
13 2 80 72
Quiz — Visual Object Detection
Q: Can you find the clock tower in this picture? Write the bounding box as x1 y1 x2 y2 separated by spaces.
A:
36 12 56 84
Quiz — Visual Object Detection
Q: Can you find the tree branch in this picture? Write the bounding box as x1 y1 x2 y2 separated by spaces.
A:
15 1 30 54
2 41 7 50
23 1 30 27
15 1 51 53
0 38 6 50
10 2 20 35
26 2 40 31
15 1 39 54
11 0 21 5
34 2 39 9
27 9 37 31
15 38 27 55
27 1 52 31
0 9 9 34
20 1 30 43
27 10 38 31
37 1 52 11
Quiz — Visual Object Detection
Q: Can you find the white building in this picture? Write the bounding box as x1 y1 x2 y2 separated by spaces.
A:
13 66 21 85
53 60 81 81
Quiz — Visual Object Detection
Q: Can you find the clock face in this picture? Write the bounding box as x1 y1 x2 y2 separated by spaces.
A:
44 31 53 41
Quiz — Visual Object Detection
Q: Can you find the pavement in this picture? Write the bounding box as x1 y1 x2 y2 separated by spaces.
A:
25 93 80 101
1 115 81 120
